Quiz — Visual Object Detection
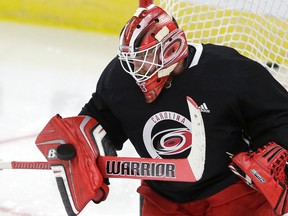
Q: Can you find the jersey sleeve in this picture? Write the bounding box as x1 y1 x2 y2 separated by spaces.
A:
79 58 128 150
237 61 288 150
79 93 127 150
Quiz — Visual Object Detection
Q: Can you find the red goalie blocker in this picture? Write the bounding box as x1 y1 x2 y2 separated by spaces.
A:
35 114 108 216
229 142 288 216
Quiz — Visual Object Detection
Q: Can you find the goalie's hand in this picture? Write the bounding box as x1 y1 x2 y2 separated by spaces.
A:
229 142 288 216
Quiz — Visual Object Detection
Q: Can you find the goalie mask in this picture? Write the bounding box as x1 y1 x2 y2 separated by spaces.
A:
118 5 188 103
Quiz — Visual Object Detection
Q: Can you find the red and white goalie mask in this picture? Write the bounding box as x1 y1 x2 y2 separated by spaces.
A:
118 5 188 103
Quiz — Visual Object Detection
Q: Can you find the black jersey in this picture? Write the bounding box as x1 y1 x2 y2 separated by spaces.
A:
80 44 288 202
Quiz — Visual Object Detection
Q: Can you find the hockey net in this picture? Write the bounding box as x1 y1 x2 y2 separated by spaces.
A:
157 0 288 89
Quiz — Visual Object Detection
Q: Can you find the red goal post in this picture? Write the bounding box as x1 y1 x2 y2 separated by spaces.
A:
139 0 288 89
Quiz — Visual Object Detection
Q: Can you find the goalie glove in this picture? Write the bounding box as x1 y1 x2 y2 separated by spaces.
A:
35 114 116 216
229 142 288 216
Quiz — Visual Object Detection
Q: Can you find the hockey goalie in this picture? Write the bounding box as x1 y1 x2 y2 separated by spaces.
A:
33 3 288 216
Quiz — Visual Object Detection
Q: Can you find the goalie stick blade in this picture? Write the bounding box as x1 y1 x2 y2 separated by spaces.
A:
0 156 197 182
186 96 206 181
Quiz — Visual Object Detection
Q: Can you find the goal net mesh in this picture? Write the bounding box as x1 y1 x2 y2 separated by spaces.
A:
159 0 288 88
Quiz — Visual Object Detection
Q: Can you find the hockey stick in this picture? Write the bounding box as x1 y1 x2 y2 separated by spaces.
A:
0 97 206 183
0 155 195 182
1 97 205 183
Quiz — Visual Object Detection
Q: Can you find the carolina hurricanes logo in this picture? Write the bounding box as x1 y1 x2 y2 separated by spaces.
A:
152 128 192 156
143 111 193 158
143 97 206 182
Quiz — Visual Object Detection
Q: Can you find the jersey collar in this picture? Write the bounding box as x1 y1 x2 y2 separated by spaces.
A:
185 44 203 69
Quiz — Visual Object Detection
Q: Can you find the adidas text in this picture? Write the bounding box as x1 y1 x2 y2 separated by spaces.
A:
199 103 210 113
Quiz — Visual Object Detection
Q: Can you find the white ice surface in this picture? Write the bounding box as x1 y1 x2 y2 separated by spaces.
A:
0 21 139 216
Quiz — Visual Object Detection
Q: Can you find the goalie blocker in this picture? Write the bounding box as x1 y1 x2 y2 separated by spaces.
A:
35 114 116 216
229 142 288 216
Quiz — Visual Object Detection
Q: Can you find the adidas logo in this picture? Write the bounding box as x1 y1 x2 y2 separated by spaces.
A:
199 103 210 113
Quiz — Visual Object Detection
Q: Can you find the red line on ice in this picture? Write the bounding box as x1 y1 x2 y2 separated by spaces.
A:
0 206 32 216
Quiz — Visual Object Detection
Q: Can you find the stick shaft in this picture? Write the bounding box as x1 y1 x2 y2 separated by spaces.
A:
0 156 196 182
0 161 50 170
12 161 51 169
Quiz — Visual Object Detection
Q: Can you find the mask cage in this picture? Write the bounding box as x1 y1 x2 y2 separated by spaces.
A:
118 43 164 82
